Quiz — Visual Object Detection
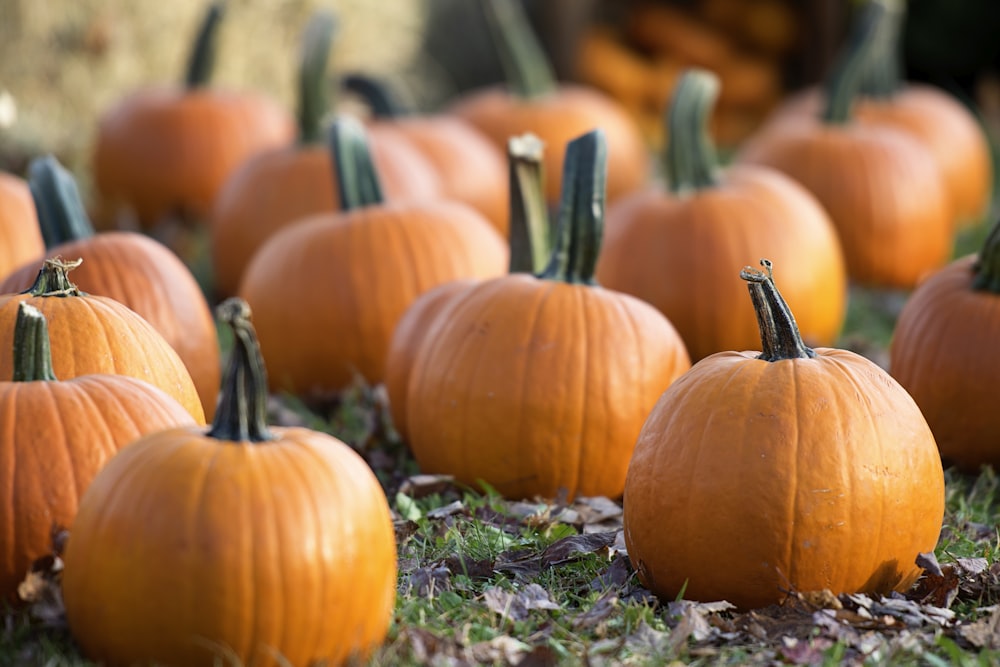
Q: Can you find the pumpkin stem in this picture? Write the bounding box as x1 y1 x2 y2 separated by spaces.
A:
858 0 905 99
972 219 1000 292
664 69 721 195
341 73 407 118
821 0 886 124
184 1 225 90
28 155 96 247
22 257 86 298
538 130 607 285
297 10 337 145
740 259 816 362
481 0 557 100
12 302 57 383
328 115 385 211
508 133 552 274
209 298 275 443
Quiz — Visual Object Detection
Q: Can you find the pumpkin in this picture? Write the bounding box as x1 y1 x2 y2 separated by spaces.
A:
449 0 649 206
209 12 440 298
890 219 1000 471
92 2 294 229
596 68 847 362
0 302 197 604
405 130 691 501
623 259 945 610
0 156 220 419
385 133 551 441
0 258 205 423
62 298 396 667
238 116 507 399
0 172 43 283
737 1 952 289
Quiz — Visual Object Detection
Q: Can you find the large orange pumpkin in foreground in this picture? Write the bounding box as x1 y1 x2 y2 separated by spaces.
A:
623 260 945 610
0 302 196 604
63 298 396 667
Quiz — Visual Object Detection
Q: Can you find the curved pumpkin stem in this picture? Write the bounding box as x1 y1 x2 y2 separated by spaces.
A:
28 155 96 247
209 298 275 443
821 0 886 124
328 115 385 211
185 1 225 90
972 219 1000 292
858 0 905 99
665 69 721 194
22 257 86 298
481 0 557 100
12 302 57 383
740 259 816 362
341 73 407 118
538 129 607 285
507 133 552 274
298 10 337 145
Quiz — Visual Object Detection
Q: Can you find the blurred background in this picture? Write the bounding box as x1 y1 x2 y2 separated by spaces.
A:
1 0 998 182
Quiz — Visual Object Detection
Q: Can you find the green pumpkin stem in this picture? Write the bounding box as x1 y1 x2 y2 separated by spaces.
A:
342 73 407 118
481 0 557 99
665 69 721 194
297 10 337 144
741 259 816 361
858 0 905 99
209 298 275 443
328 116 385 211
12 302 57 383
972 219 1000 292
23 258 86 298
28 155 96 247
507 133 552 274
821 0 886 124
538 130 607 285
184 1 225 90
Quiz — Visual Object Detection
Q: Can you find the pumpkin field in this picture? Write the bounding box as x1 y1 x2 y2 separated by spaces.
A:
3 0 1000 664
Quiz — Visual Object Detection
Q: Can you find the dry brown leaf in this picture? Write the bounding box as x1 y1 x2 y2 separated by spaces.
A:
482 583 561 623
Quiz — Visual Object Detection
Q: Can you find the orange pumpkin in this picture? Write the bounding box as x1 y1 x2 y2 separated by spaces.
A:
596 69 847 362
0 172 43 284
0 258 205 424
209 14 439 298
0 302 197 604
406 130 690 500
62 298 396 667
239 116 507 399
0 156 220 419
623 260 945 610
92 2 293 229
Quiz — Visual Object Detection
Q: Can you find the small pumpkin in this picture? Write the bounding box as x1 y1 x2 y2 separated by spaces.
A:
62 298 396 667
0 156 221 419
623 259 945 610
596 68 847 362
406 130 690 501
0 302 197 605
209 12 440 298
93 2 294 229
0 172 43 283
0 258 206 423
890 219 1000 471
238 116 507 399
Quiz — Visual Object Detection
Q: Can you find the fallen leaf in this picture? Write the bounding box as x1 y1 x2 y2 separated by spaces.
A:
572 591 618 631
398 474 457 499
483 583 561 622
541 531 617 566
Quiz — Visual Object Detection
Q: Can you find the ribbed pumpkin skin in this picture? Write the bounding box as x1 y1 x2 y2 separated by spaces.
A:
738 120 951 289
210 135 441 298
93 88 293 228
596 166 847 361
449 85 650 205
0 174 43 283
0 376 196 603
62 427 396 667
890 255 1000 471
406 275 691 500
0 292 206 423
385 279 477 442
0 233 220 419
239 201 507 398
623 348 945 610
